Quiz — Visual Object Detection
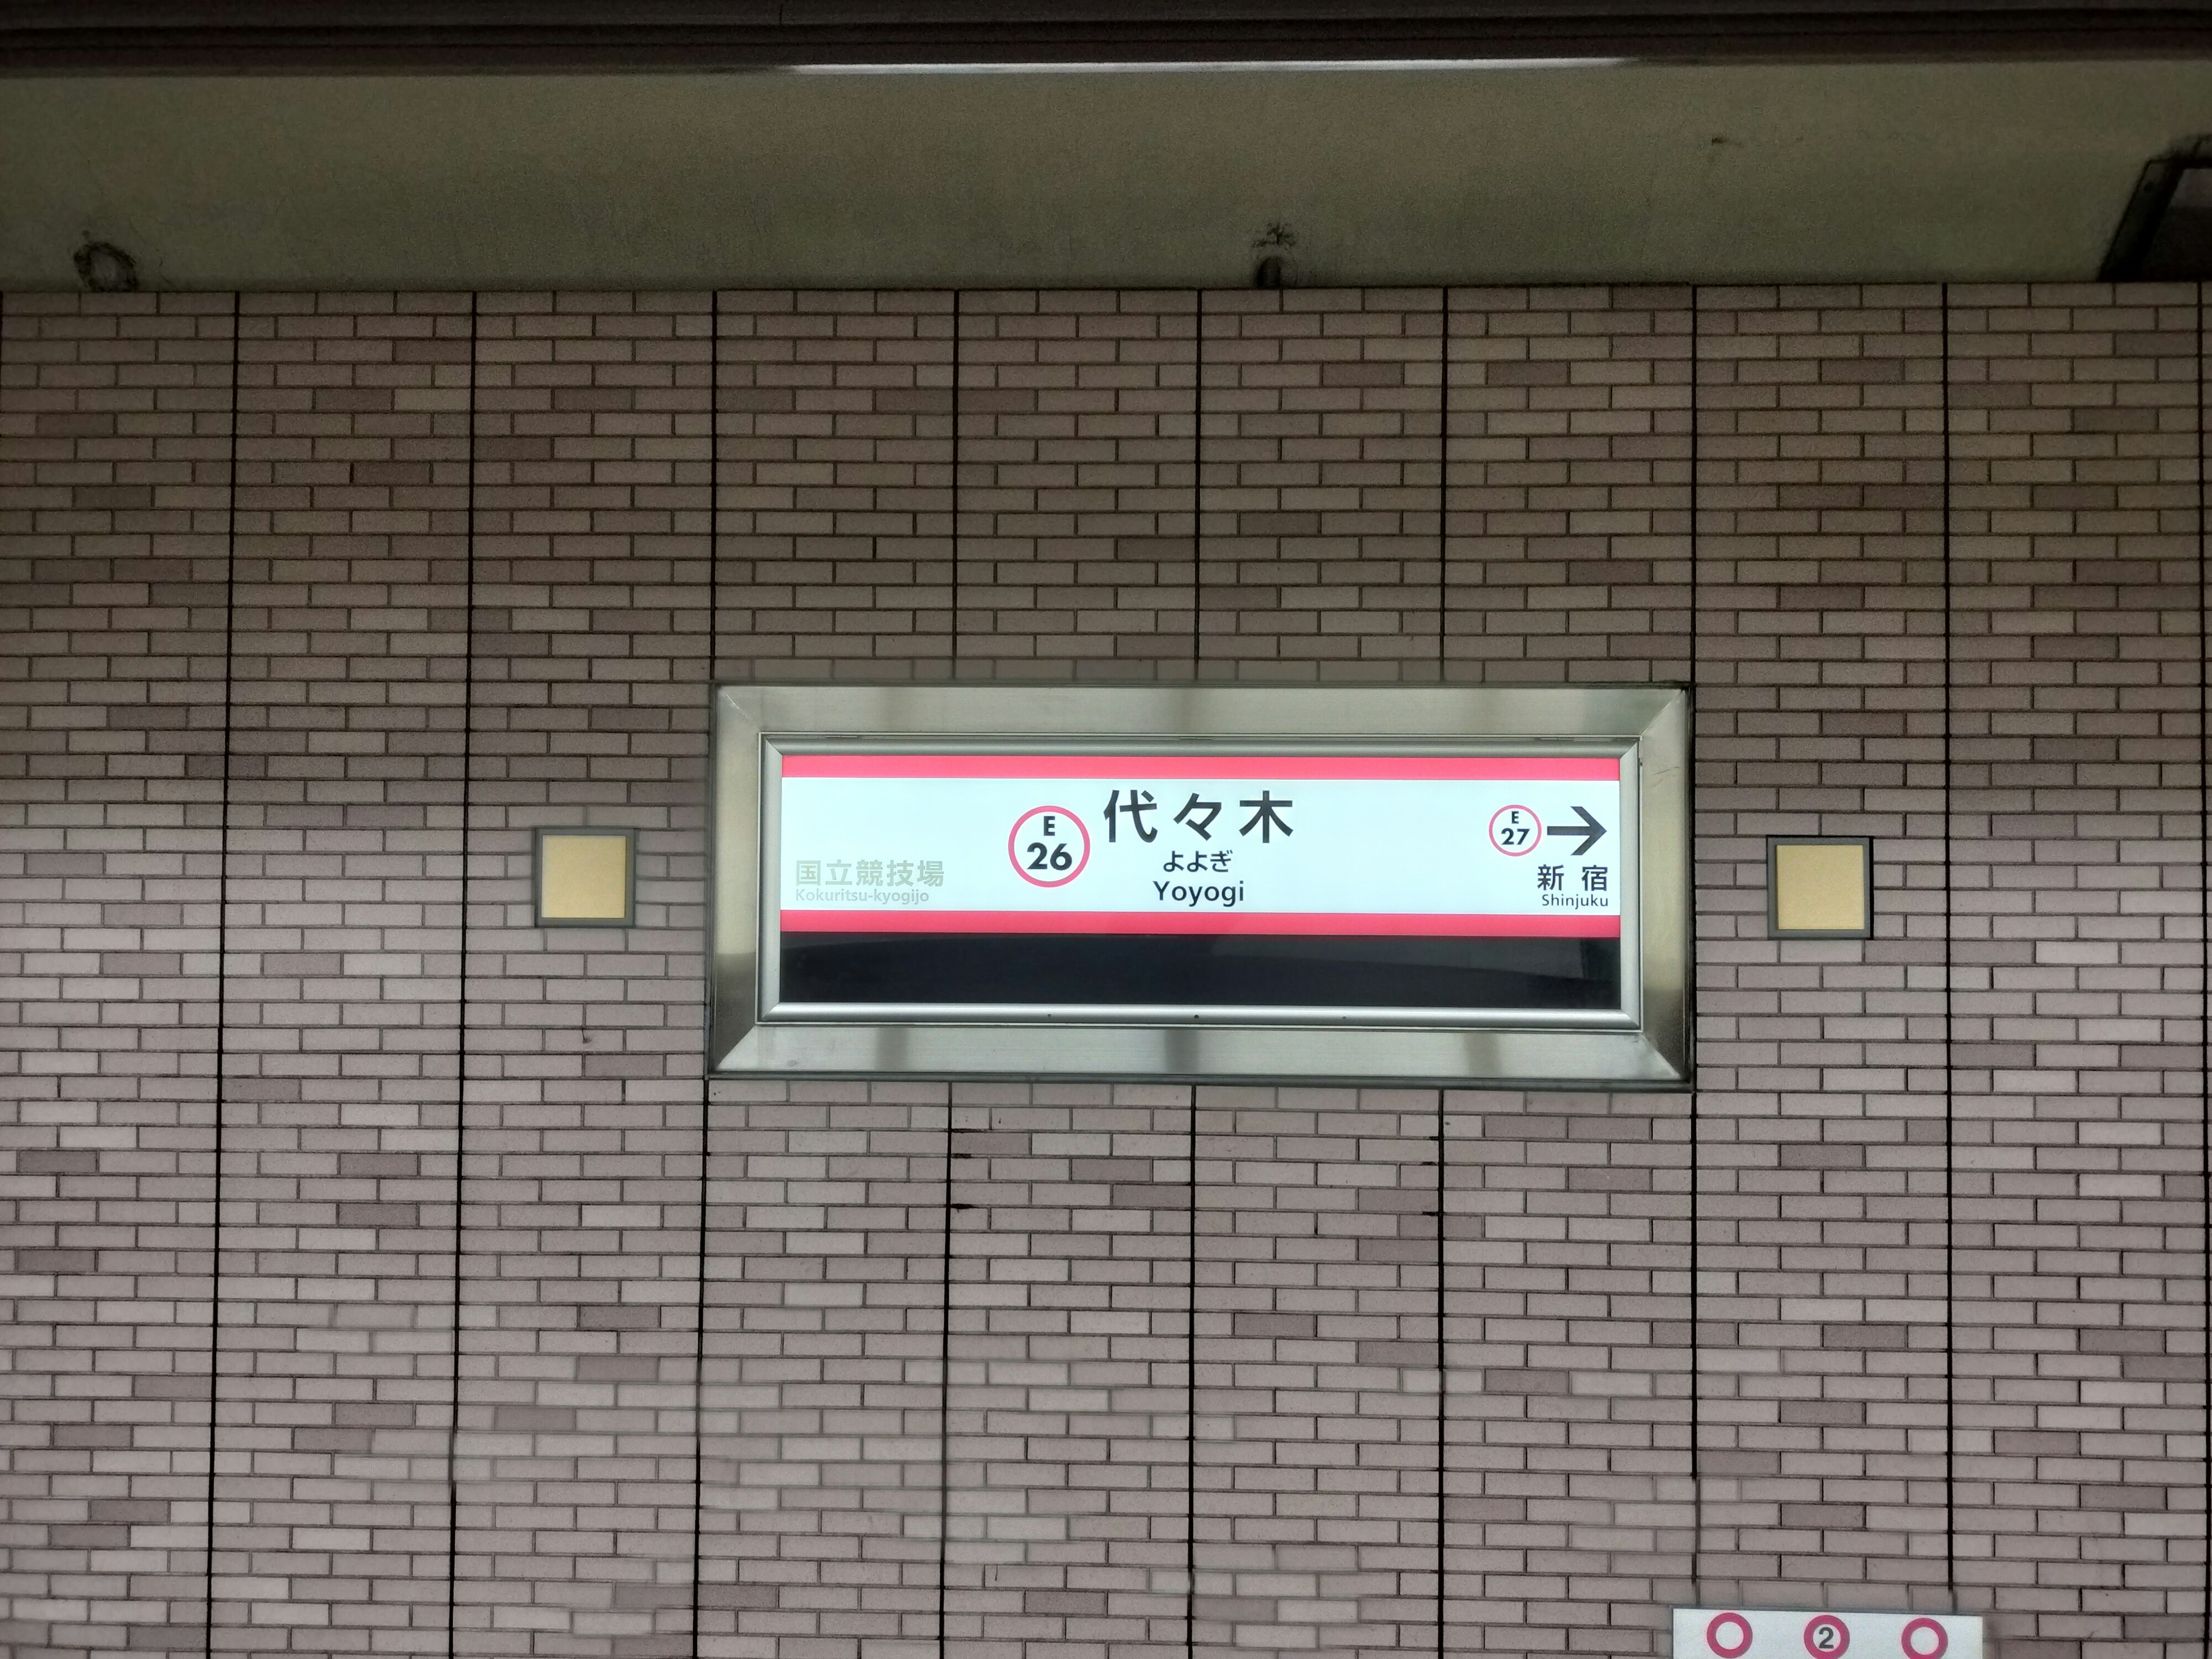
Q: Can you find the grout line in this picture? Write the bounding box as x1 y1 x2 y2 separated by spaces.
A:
1187 1084 1198 1659
1941 281 1956 1603
203 289 241 1659
690 289 719 1659
1438 290 1448 681
938 1108 955 1659
446 290 478 1659
1433 290 1451 681
951 290 961 675
1685 282 1702 1604
1194 289 1203 679
2198 277 2209 1659
1435 1090 1446 1659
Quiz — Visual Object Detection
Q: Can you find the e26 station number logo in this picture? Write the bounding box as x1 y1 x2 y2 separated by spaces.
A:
1007 805 1090 888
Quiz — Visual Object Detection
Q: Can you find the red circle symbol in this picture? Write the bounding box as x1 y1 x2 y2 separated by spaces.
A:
1007 805 1090 888
1488 804 1543 857
1706 1613 1755 1659
1804 1616 1850 1658
1899 1620 1947 1659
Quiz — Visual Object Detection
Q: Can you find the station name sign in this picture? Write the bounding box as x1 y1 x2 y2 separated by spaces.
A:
711 686 1688 1086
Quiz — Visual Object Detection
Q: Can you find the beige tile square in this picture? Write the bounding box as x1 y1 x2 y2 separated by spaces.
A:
1770 839 1869 936
537 830 633 925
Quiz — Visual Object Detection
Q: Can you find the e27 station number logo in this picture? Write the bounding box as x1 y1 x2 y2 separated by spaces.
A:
1008 805 1090 888
1488 804 1543 857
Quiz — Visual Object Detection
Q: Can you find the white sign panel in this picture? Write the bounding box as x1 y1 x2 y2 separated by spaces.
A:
776 752 1624 939
1676 1608 1982 1659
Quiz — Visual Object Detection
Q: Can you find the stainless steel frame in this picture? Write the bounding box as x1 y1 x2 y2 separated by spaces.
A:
710 684 1690 1088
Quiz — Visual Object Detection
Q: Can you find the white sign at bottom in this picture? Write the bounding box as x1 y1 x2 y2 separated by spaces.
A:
1676 1608 1982 1659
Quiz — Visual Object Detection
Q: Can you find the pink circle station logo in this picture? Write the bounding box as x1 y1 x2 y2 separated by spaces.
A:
1488 804 1543 857
1705 1613 1755 1659
1008 805 1090 888
1899 1621 1948 1659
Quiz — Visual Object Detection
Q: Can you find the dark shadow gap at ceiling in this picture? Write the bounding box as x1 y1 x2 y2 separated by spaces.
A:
4 0 2211 73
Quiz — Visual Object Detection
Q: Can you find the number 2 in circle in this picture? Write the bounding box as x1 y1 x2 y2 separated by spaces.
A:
1802 1616 1850 1657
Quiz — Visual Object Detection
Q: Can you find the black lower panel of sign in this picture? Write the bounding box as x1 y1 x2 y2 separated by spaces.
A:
779 933 1621 1012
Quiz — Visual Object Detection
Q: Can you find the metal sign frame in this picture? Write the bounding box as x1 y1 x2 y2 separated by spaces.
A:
709 683 1690 1086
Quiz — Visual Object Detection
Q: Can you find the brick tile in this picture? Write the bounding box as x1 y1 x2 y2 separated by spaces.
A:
958 291 1196 681
2 290 234 1659
1945 282 2205 1654
453 291 712 1658
1444 1093 1695 1659
946 1092 1191 1656
697 1088 949 1659
1201 291 1442 683
714 293 953 682
204 291 471 1658
1692 286 1955 1608
1445 286 1692 684
1195 1091 1440 1659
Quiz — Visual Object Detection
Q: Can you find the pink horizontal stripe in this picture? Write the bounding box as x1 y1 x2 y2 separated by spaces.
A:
780 909 1621 938
781 753 1620 781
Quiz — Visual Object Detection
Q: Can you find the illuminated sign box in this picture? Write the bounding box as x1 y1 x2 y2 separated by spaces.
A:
710 685 1688 1086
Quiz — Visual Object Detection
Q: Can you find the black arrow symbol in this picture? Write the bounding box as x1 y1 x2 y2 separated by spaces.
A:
1546 804 1607 858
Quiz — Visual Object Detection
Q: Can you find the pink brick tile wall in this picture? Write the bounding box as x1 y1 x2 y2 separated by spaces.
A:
3 291 232 1659
454 292 711 1657
1194 1090 1440 1659
1944 284 2205 1658
1445 287 1693 685
2 281 2206 1659
713 293 952 683
946 1088 1192 1658
1442 1091 1694 1659
696 1086 949 1659
1691 286 1953 1609
956 291 1195 680
213 290 471 1658
1200 290 1442 683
